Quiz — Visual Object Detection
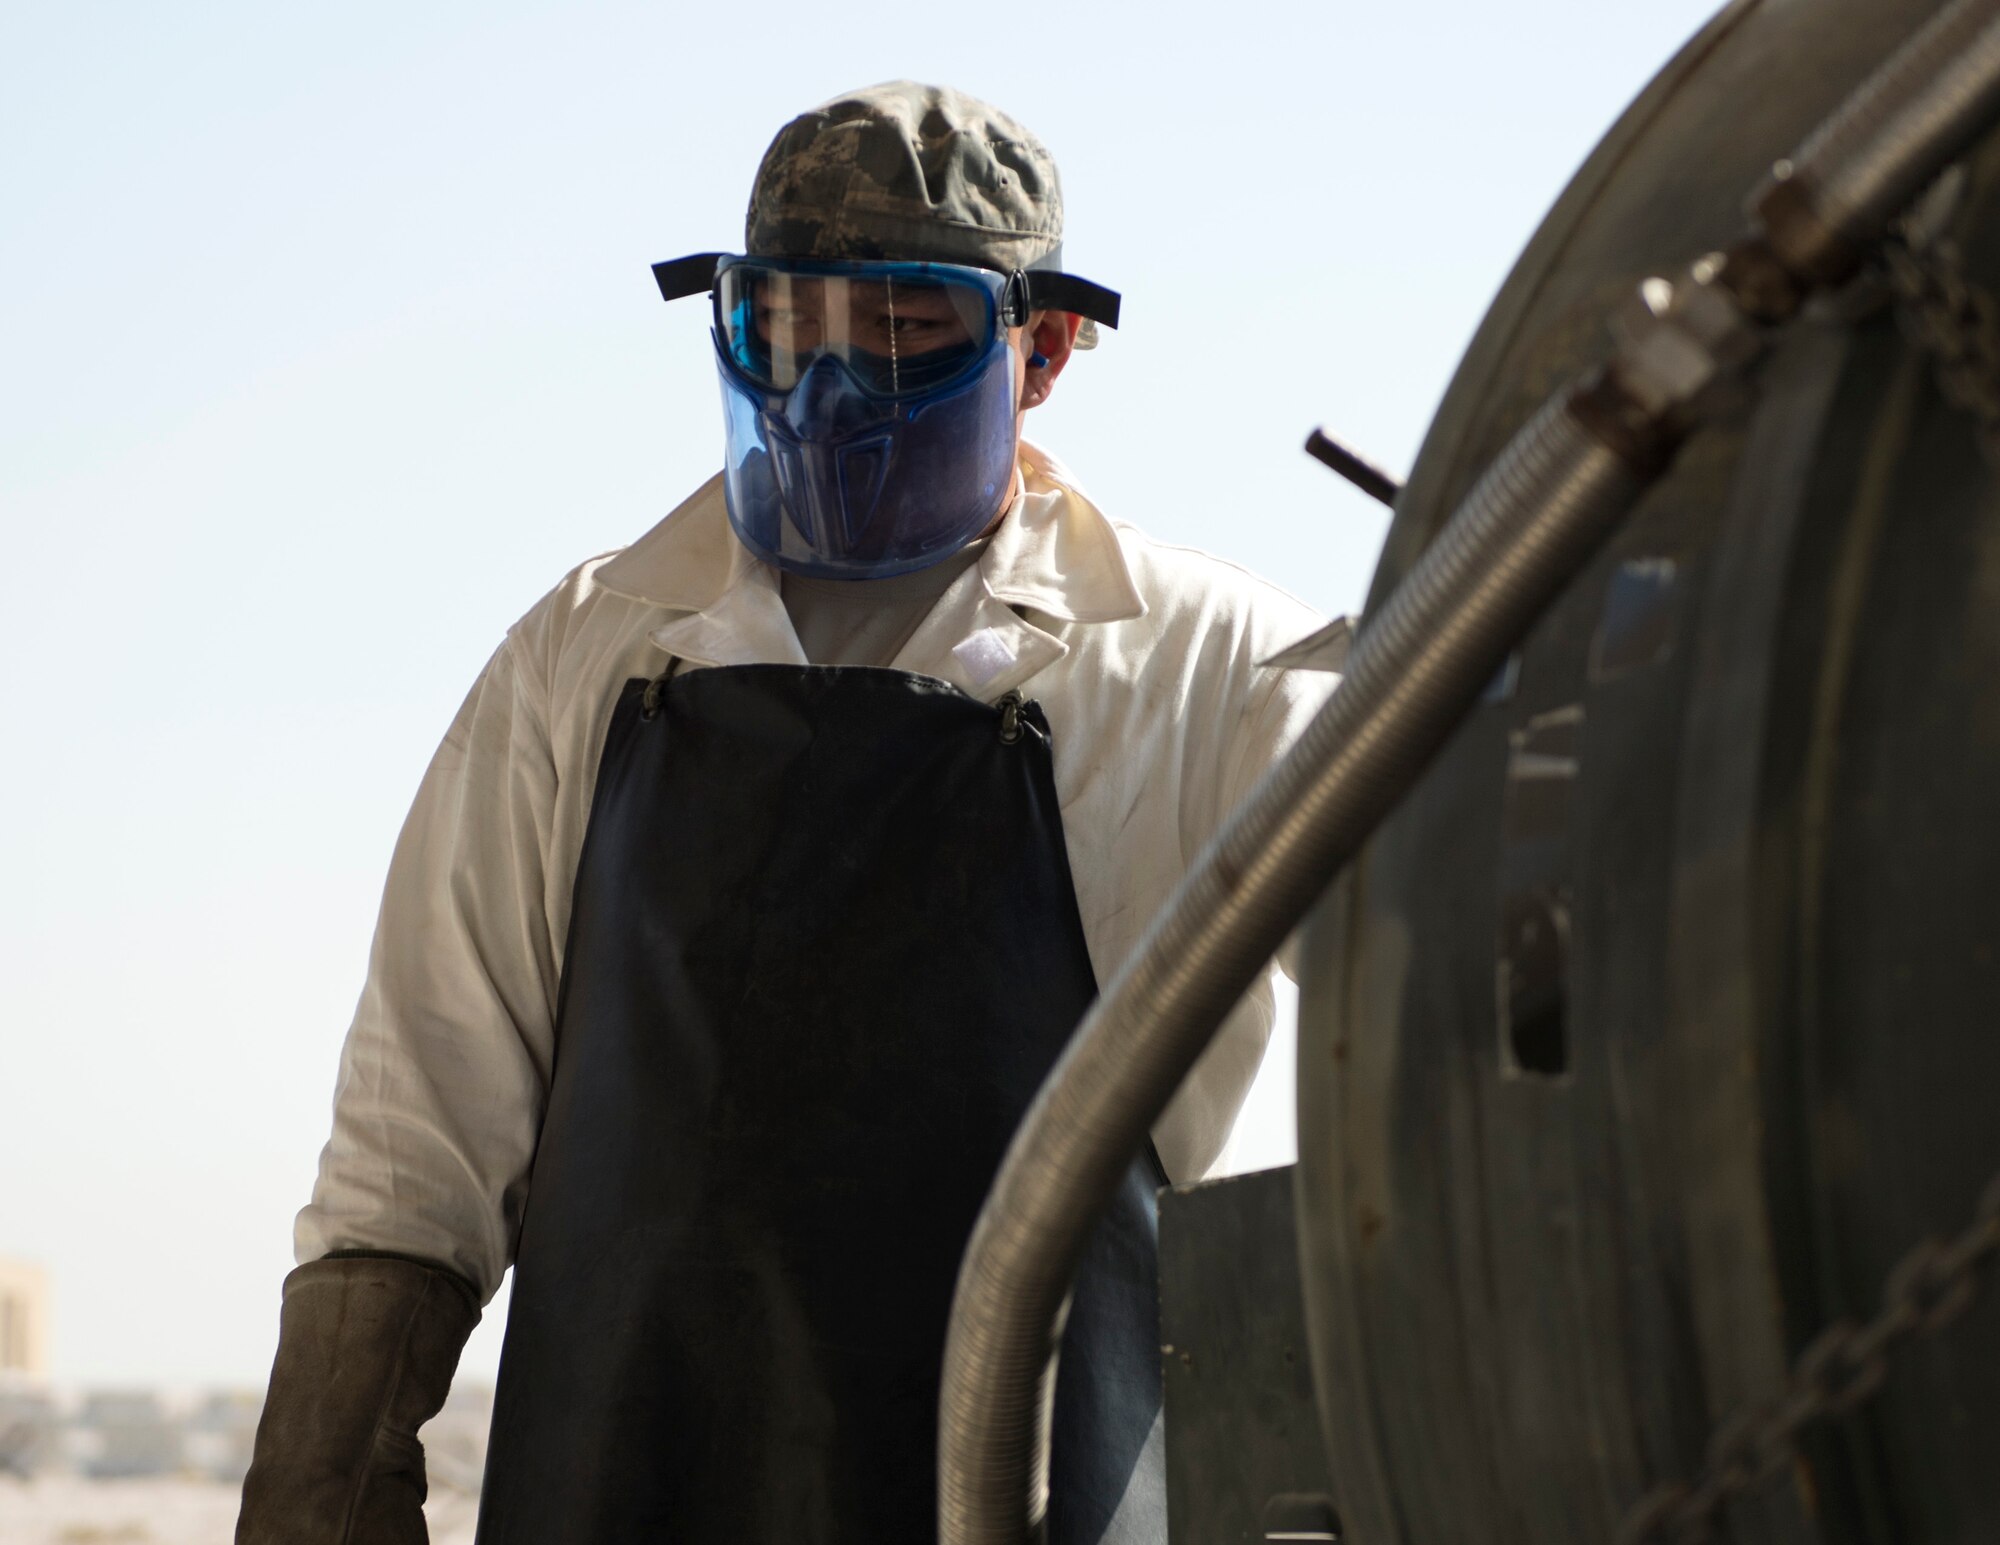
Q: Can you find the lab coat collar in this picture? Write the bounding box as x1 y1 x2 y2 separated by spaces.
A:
592 441 1145 698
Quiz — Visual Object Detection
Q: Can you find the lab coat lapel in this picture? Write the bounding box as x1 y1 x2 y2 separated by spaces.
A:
595 475 808 667
645 567 805 668
891 580 1068 702
891 445 1146 700
596 444 1144 687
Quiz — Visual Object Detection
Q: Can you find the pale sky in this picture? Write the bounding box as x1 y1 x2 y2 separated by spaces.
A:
2 0 1722 1388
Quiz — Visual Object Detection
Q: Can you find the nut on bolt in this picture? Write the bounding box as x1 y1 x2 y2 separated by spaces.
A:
1605 261 1766 427
1710 235 1805 324
1754 156 1867 287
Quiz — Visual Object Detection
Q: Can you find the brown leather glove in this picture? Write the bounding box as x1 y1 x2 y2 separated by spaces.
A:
237 1253 480 1544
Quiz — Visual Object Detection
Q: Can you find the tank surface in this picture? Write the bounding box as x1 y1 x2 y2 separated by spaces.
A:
1294 2 2000 1541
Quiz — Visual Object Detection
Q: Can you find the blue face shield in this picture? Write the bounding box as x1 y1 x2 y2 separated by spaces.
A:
652 253 1122 580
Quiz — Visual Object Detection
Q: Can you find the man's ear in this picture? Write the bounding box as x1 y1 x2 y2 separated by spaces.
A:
1020 312 1083 410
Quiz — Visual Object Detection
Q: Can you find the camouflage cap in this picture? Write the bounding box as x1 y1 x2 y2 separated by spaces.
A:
746 81 1065 275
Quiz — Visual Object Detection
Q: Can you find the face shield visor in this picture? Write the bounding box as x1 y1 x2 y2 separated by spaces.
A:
654 252 1120 580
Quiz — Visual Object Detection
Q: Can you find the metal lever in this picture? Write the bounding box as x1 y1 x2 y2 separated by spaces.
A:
1304 428 1403 508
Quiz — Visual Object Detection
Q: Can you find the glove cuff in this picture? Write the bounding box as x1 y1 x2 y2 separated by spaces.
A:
237 1253 480 1544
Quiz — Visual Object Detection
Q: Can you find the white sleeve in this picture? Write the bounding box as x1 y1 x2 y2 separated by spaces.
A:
293 634 560 1302
1151 615 1340 1182
1229 668 1341 992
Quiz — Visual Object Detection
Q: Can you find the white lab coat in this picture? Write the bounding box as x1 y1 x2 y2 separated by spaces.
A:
296 443 1336 1300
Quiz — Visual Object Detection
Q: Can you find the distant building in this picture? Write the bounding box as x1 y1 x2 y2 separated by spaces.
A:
0 1386 58 1477
185 1388 263 1483
72 1389 186 1478
0 1256 49 1381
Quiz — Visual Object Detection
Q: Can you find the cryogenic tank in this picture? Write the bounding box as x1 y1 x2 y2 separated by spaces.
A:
1295 1 2000 1541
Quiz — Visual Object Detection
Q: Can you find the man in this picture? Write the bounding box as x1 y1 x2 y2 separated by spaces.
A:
238 82 1332 1545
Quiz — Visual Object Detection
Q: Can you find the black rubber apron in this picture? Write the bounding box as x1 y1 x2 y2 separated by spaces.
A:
477 665 1164 1544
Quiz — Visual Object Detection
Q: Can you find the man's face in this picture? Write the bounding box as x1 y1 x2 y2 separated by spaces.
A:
724 263 1080 421
746 270 990 393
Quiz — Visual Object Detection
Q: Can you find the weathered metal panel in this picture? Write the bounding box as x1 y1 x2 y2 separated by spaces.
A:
1160 1166 1340 1545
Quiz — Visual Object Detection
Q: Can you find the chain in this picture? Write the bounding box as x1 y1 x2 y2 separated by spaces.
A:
1881 226 2000 459
1614 1172 2000 1545
1616 218 2000 1540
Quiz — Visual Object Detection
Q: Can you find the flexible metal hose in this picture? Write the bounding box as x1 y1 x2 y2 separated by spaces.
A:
938 396 1643 1545
1763 0 2000 280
